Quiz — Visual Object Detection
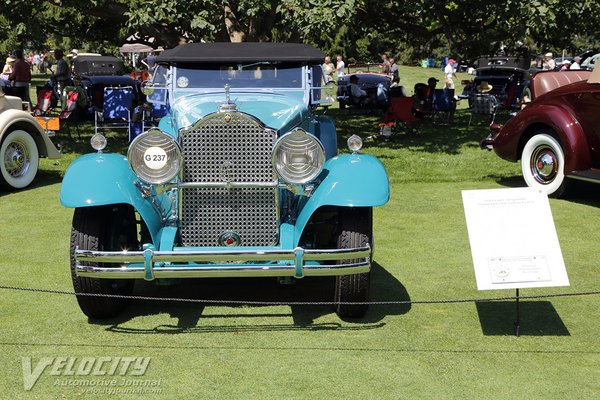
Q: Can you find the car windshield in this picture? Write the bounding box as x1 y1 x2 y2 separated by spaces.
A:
477 69 522 77
174 63 304 90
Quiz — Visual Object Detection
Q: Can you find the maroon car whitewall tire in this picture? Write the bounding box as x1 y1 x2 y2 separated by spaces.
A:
521 132 568 197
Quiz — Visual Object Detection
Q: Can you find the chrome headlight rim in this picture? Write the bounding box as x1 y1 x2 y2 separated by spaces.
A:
272 128 325 185
127 128 182 185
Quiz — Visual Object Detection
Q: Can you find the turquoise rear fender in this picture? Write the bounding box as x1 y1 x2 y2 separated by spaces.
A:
295 153 389 240
60 153 163 241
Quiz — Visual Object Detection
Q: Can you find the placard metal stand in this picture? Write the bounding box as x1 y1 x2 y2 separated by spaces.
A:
462 188 571 338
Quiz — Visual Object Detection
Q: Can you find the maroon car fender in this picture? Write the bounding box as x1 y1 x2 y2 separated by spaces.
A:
493 103 591 173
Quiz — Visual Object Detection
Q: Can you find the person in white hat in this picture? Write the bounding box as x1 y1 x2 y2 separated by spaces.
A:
1 56 15 84
543 52 555 70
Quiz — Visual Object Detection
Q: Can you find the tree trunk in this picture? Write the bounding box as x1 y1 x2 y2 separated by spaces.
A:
223 1 246 42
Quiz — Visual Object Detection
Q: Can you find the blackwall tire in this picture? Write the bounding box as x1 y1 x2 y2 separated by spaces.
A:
521 132 568 198
70 205 137 319
334 207 373 318
0 129 39 190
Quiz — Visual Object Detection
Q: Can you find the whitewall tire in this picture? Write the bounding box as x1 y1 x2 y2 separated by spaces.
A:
0 129 39 189
521 133 568 197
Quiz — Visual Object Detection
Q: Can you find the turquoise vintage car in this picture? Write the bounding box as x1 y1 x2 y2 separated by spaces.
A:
60 43 389 319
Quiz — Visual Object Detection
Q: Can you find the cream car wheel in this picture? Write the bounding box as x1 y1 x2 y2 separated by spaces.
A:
0 129 39 189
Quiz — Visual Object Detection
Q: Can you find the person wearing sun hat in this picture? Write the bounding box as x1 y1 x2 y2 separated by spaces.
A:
543 52 555 70
476 81 493 93
473 80 499 111
560 59 571 71
1 56 15 84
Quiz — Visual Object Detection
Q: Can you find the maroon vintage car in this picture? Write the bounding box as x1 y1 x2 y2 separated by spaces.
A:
481 68 599 197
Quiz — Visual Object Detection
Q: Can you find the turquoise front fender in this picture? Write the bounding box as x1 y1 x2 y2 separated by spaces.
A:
295 153 389 240
60 153 163 241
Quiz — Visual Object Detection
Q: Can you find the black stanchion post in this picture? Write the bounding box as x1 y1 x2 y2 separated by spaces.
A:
514 288 520 337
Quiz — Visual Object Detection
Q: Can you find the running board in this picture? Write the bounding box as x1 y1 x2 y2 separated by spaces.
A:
568 169 600 183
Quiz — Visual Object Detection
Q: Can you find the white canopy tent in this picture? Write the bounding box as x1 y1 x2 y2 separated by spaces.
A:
119 36 164 68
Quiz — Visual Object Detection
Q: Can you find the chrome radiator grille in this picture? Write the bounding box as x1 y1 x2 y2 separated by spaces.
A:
179 112 278 247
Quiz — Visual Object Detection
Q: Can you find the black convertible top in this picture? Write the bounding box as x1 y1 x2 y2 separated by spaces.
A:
72 55 125 76
474 56 530 70
156 43 325 64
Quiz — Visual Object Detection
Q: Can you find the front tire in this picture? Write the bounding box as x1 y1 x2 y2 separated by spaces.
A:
0 129 39 189
334 207 373 318
521 132 568 197
70 205 138 319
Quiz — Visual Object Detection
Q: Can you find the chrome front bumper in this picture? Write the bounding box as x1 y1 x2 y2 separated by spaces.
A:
74 245 371 281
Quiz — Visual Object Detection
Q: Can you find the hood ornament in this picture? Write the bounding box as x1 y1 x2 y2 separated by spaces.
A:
219 84 238 113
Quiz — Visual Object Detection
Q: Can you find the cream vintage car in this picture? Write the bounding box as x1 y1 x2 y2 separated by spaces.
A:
0 87 60 190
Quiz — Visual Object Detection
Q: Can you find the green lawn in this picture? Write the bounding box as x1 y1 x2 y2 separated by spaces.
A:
1 67 599 399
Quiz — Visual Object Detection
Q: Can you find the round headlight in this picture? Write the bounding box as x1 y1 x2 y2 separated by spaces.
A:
90 133 107 152
127 129 182 184
347 134 363 153
273 128 325 184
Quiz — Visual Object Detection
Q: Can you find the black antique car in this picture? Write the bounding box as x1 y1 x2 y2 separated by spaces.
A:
336 72 391 109
71 55 143 112
462 56 531 109
72 55 126 76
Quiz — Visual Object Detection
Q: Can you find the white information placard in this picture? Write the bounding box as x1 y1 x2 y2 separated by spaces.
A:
462 188 569 290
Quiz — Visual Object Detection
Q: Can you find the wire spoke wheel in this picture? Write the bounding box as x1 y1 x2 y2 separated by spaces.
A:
0 129 39 189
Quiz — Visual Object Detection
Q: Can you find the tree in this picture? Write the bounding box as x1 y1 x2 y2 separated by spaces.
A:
1 0 600 65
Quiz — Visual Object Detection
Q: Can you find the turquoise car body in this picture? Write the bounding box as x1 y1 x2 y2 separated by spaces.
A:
61 43 389 282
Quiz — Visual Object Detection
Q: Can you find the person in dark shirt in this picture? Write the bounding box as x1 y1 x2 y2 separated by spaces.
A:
389 57 399 79
142 52 157 77
52 49 71 100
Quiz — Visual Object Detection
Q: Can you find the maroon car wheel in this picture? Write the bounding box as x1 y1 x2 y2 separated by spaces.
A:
521 133 567 197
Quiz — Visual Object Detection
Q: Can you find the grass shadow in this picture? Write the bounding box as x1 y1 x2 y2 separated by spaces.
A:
476 301 570 336
331 108 495 155
494 176 600 209
0 165 63 198
90 262 410 333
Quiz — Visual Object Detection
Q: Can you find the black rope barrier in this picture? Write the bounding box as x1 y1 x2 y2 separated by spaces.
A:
1 284 599 306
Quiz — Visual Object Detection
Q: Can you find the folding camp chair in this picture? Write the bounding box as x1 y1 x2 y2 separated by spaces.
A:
379 96 422 136
468 93 498 126
94 86 133 139
413 83 435 118
32 88 56 116
432 88 455 124
142 102 169 132
58 91 80 138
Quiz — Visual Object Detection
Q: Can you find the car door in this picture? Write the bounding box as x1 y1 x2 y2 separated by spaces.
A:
567 90 600 168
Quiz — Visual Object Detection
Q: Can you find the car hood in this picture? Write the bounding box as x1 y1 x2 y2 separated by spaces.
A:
169 92 309 132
